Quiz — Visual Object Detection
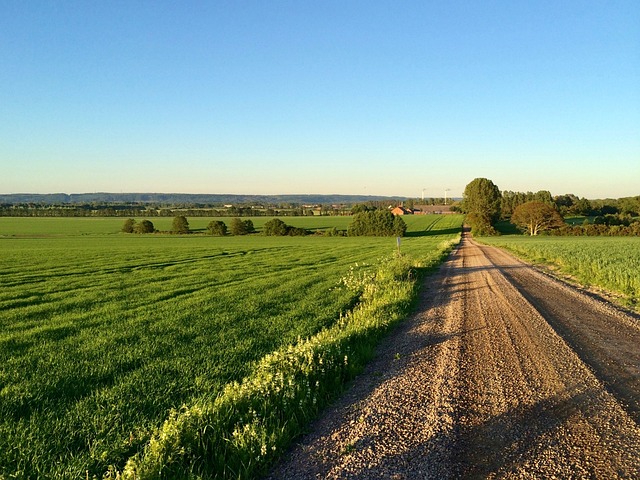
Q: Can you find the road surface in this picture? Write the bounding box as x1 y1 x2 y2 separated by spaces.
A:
267 233 640 479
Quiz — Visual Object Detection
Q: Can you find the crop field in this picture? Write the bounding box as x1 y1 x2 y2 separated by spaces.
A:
0 214 463 478
480 236 640 307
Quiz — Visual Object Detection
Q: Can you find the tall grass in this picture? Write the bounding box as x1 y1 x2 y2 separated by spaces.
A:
480 236 640 307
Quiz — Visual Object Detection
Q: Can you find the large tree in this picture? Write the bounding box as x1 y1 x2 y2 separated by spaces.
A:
207 220 227 236
347 210 407 237
462 178 501 235
229 218 255 235
511 201 564 235
172 215 190 234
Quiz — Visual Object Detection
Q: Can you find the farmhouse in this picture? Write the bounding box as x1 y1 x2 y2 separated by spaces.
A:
414 204 455 215
390 206 413 216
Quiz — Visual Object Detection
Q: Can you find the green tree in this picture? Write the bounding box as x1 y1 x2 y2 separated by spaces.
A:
462 178 501 235
511 201 564 235
172 215 190 234
121 218 136 233
134 219 155 234
263 218 289 236
207 220 227 236
569 198 593 216
243 219 255 234
229 218 255 235
348 210 406 236
350 203 374 214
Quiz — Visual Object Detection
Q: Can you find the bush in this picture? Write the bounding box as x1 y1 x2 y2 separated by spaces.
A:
121 218 136 233
262 218 308 236
134 220 155 234
207 221 227 236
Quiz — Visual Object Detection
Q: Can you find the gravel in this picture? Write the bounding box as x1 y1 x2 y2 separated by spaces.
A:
266 234 640 479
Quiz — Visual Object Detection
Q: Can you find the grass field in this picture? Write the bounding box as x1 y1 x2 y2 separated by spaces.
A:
480 236 640 308
0 214 463 478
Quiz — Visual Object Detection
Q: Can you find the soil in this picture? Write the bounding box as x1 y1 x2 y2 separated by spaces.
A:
266 232 640 479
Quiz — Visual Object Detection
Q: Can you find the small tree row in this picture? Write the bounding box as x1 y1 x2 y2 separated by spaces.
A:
207 218 256 236
121 219 155 234
262 218 307 236
347 210 407 237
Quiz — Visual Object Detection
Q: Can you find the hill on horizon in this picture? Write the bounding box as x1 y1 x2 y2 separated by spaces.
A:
0 192 411 206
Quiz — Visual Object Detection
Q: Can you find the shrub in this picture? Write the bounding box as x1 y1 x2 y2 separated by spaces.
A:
134 220 155 234
121 218 136 233
207 220 227 236
262 218 307 236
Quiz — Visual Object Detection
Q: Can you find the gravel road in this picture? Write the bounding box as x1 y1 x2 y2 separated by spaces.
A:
266 233 640 479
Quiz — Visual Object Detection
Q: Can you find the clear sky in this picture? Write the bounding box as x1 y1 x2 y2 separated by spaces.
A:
1 1 639 199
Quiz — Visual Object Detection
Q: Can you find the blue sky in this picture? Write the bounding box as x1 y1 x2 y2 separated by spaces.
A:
1 1 638 199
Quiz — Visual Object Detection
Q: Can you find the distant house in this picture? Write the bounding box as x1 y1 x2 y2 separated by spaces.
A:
390 206 413 216
414 204 455 214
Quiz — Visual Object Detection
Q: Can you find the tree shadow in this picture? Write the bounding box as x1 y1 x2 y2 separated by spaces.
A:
405 227 463 238
345 388 604 479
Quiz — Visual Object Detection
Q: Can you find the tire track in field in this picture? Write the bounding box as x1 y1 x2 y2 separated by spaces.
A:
267 233 640 479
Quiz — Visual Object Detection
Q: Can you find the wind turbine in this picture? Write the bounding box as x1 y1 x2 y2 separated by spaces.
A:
444 188 451 205
421 188 426 202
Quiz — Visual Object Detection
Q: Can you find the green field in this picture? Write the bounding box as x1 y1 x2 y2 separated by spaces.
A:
1 216 356 236
0 214 463 478
480 236 640 307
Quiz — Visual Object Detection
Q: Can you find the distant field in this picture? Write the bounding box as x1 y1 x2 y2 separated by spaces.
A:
0 214 463 477
0 214 454 236
480 236 640 307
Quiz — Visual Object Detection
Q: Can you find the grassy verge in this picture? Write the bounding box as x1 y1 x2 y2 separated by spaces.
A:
119 237 459 479
479 236 640 310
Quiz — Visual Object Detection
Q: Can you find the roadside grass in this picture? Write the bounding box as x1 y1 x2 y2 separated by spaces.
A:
480 236 640 309
0 215 463 478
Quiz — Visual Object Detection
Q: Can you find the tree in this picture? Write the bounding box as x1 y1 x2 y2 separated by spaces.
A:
263 218 288 236
511 201 564 236
569 198 593 216
243 219 255 234
172 215 190 234
121 218 135 233
348 210 407 236
134 219 155 233
462 178 501 235
229 218 255 235
207 220 227 236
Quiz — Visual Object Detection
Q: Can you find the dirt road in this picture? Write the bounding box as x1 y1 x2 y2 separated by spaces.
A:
267 233 640 479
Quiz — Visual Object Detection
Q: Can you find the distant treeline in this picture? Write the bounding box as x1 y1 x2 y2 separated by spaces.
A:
550 222 640 237
501 191 640 218
0 192 404 206
0 197 434 218
0 204 345 217
499 191 640 236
